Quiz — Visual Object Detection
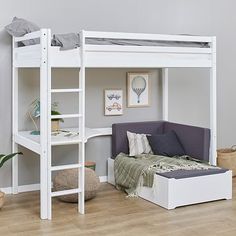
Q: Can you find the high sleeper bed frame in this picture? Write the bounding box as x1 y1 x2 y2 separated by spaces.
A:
12 29 217 220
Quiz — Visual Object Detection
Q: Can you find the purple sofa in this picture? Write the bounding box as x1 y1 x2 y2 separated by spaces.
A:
112 121 210 162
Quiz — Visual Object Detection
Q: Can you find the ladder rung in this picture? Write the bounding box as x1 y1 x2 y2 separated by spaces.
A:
51 114 82 119
51 164 82 171
51 188 81 197
51 89 82 93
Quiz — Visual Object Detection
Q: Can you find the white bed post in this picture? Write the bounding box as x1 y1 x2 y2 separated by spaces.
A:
78 30 85 214
46 29 52 220
40 29 51 220
162 68 169 121
12 37 19 194
210 37 217 165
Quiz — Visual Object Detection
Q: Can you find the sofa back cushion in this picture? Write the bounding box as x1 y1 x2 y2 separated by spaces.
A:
164 122 210 161
147 130 185 157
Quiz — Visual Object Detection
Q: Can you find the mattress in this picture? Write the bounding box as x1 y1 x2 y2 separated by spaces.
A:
50 33 210 50
84 38 210 48
19 33 210 50
157 168 228 179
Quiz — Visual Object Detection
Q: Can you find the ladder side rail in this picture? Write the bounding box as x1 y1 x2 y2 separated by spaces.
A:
40 29 50 220
46 29 52 220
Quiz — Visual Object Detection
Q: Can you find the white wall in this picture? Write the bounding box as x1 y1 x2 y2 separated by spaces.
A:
0 0 236 188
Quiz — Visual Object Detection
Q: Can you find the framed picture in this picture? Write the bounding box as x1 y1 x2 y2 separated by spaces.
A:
104 89 123 116
127 72 150 107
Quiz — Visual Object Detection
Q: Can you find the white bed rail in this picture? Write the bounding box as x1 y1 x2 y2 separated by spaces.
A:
13 29 213 47
83 31 213 43
14 30 41 43
12 29 214 49
81 30 214 69
13 29 48 67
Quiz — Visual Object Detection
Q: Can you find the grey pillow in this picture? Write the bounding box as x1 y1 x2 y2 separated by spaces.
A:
147 130 186 157
5 17 40 45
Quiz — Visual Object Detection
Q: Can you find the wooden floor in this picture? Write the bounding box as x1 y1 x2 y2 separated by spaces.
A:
1 179 236 236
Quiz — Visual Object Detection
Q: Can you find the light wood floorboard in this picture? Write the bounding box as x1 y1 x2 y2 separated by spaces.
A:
0 179 236 236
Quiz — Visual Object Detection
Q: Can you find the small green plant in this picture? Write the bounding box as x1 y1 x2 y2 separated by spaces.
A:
51 102 64 123
0 153 22 168
28 99 64 135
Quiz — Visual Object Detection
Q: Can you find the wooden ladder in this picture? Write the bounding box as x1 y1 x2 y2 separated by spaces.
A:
41 29 85 220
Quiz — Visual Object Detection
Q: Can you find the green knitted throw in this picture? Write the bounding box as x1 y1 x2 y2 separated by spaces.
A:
114 153 218 196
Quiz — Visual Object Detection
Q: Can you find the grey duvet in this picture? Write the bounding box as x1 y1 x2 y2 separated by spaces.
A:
52 33 210 50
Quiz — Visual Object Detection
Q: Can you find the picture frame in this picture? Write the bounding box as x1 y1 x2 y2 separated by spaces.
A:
127 72 150 107
104 89 123 116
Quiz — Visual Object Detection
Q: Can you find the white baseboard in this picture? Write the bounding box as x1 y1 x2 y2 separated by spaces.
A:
1 183 40 194
19 183 40 193
1 176 108 194
0 187 12 194
99 176 108 182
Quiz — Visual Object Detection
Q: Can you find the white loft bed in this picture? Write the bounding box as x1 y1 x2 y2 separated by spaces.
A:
12 29 217 220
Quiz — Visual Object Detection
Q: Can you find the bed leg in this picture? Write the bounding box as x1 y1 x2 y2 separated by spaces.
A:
108 158 115 186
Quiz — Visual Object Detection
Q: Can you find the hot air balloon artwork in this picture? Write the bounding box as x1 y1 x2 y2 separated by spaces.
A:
127 72 150 107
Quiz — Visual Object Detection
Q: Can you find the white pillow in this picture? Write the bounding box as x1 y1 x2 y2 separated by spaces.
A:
127 131 152 156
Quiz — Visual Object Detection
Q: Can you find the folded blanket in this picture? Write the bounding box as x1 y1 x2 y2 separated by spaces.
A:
51 33 80 50
114 153 218 196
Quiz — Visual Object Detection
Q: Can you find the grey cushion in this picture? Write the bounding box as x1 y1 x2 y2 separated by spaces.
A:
5 17 40 45
147 130 186 157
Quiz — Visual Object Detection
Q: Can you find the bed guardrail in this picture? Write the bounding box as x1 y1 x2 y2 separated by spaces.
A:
13 29 214 46
83 30 213 44
14 30 41 43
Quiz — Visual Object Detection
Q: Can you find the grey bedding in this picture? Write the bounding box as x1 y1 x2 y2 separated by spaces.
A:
52 33 210 50
51 33 80 50
5 17 210 50
5 17 40 46
12 32 210 50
